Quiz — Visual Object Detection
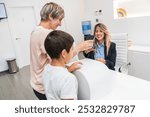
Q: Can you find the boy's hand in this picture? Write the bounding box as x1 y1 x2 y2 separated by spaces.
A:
67 61 83 72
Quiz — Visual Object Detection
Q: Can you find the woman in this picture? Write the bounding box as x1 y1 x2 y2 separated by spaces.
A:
30 2 93 100
84 23 116 70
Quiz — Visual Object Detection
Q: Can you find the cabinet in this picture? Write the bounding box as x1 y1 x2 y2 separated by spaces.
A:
128 45 150 81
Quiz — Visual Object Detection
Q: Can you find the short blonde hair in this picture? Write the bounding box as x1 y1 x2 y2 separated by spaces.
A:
40 2 64 21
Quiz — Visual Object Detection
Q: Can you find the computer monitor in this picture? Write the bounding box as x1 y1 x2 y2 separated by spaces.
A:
82 21 92 35
0 3 7 19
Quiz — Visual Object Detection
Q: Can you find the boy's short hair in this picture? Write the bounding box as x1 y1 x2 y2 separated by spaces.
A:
44 30 74 59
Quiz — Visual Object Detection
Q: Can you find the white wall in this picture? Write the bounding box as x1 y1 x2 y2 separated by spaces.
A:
0 0 85 71
114 0 150 18
57 0 86 44
1 0 149 71
0 14 15 57
85 0 150 46
0 19 15 71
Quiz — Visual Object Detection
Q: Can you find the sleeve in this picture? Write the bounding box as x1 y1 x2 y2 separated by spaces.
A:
60 75 78 100
73 42 78 55
71 43 79 62
105 43 116 70
40 29 51 54
40 31 52 61
40 35 47 54
83 51 95 59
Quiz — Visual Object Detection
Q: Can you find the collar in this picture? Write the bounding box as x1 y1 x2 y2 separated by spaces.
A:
97 42 104 47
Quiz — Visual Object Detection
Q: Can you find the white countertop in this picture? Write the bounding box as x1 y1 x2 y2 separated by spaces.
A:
101 70 150 100
73 59 150 100
128 45 150 54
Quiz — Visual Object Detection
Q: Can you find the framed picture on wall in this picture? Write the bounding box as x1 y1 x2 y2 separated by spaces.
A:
0 3 7 19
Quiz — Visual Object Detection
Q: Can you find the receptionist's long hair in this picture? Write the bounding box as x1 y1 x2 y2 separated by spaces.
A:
93 23 111 56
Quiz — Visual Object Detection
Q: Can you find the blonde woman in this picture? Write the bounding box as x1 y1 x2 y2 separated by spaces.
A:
84 23 116 70
30 2 93 100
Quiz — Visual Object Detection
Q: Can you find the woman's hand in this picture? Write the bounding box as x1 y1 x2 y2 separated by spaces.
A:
84 48 95 54
67 61 83 72
96 58 106 64
76 40 94 52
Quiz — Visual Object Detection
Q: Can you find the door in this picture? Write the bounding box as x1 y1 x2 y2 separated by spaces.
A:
8 6 37 68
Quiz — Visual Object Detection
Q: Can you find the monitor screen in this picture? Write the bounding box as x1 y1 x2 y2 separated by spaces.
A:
82 21 92 35
0 3 7 19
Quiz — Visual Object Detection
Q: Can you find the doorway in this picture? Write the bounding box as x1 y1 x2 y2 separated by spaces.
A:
8 6 37 68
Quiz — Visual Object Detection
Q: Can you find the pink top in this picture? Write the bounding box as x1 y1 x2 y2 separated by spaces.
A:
30 26 52 94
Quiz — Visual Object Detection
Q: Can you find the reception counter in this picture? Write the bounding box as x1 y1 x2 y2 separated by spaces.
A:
72 59 150 100
128 45 150 81
102 70 150 100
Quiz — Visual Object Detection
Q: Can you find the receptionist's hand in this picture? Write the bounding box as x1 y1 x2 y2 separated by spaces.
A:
84 48 95 54
96 58 106 64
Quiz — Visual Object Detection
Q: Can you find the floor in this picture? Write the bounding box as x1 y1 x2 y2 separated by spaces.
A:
0 66 37 100
0 54 84 100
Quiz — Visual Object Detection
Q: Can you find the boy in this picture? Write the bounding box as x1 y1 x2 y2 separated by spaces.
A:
43 30 78 100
